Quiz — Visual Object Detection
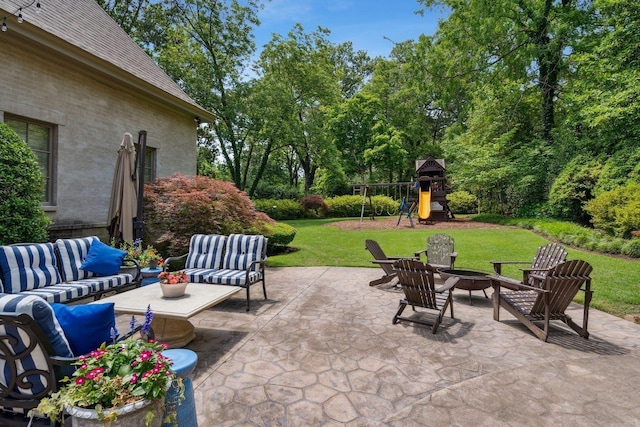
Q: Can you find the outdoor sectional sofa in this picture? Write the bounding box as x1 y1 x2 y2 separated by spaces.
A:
0 236 139 304
164 233 268 311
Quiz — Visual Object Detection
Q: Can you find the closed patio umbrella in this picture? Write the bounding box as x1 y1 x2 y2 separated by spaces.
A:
107 132 138 243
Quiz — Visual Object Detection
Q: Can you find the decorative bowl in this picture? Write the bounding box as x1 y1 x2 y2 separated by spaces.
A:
160 281 188 298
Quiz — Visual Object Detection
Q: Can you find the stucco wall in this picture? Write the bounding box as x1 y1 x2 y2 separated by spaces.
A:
0 36 197 237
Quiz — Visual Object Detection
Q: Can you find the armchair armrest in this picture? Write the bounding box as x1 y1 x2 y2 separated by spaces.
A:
121 257 141 281
163 254 188 271
414 249 426 259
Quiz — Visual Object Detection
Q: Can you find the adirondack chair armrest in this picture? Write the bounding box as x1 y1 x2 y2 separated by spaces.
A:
490 260 530 274
414 249 426 258
436 276 458 293
490 274 546 292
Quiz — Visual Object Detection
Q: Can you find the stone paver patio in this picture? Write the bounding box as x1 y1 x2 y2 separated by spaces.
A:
173 267 640 426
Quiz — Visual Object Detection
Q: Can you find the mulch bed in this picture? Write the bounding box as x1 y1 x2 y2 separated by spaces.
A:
326 216 512 230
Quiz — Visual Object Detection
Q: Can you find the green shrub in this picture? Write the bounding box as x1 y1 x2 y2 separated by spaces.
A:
0 123 50 244
262 221 297 250
447 191 478 214
143 174 274 254
325 195 363 217
622 239 640 258
254 199 304 220
547 155 602 224
584 182 640 238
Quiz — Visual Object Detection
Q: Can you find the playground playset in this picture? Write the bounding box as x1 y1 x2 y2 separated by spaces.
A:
353 155 453 226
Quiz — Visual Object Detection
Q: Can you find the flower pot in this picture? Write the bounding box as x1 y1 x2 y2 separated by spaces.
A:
148 259 159 270
67 398 163 427
160 282 188 298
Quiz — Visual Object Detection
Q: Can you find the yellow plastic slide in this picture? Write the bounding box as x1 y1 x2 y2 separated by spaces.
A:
418 189 431 220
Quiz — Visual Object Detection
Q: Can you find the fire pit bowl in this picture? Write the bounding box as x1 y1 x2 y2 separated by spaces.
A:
437 268 492 304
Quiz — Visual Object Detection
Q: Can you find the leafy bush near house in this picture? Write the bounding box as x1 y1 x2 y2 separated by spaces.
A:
0 123 50 245
584 182 640 238
143 174 274 255
254 199 305 221
262 221 297 252
300 194 330 217
447 191 478 214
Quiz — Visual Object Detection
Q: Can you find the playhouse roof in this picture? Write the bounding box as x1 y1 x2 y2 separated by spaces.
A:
415 156 446 174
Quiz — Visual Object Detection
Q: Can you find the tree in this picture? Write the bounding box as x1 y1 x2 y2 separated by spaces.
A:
256 25 341 194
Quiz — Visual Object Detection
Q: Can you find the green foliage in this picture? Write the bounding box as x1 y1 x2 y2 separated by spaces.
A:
0 123 50 245
447 191 477 214
324 195 363 217
253 183 301 200
622 239 640 258
254 199 305 220
584 182 640 238
593 146 640 195
143 174 273 255
262 221 297 250
547 155 602 224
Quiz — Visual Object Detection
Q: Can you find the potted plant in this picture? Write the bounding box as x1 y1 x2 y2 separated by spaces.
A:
157 271 189 298
34 309 183 426
113 239 163 269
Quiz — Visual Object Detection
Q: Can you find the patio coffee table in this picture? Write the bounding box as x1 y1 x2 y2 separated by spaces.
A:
97 283 241 347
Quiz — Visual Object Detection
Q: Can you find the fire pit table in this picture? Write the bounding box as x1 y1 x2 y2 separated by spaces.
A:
438 268 492 305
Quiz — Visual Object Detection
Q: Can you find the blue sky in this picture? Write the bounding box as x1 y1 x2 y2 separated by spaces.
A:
254 0 449 58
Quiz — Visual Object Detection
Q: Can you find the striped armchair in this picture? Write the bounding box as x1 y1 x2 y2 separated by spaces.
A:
164 234 268 311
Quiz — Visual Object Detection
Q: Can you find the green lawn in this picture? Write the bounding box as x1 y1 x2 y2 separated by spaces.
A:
268 218 640 318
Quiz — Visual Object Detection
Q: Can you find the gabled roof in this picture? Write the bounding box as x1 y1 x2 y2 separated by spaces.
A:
0 0 216 122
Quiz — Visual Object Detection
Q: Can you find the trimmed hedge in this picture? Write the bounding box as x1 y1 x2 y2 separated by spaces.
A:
254 199 305 220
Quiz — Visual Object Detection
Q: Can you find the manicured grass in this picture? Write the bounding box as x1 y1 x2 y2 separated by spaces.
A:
268 218 640 318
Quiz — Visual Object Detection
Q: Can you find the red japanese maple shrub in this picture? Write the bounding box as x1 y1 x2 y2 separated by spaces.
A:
144 174 273 255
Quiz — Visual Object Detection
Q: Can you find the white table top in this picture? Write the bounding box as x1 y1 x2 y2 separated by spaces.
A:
96 283 242 320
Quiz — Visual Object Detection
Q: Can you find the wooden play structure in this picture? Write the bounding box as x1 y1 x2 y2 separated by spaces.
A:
352 155 452 225
415 156 453 223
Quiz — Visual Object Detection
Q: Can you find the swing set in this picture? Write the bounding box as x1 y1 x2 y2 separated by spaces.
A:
352 182 417 227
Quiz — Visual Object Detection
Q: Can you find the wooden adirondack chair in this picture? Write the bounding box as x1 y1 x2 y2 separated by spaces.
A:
491 259 593 341
490 242 568 286
392 259 458 333
414 233 457 270
365 240 417 287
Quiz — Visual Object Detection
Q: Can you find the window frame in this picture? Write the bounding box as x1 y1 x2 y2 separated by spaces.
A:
4 114 57 206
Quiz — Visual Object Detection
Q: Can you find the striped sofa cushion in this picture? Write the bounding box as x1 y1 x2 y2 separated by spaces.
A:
71 273 134 293
19 282 94 304
206 269 263 286
185 234 227 270
183 268 217 284
0 243 62 294
222 234 265 272
0 294 73 358
55 236 97 282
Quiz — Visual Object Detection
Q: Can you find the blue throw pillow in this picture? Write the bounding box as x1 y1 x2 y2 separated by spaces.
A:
51 303 117 356
80 240 126 276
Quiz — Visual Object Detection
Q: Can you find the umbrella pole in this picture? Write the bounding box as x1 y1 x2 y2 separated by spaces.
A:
134 130 147 241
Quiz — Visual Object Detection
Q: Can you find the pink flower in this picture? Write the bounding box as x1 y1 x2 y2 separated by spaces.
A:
130 373 139 384
142 371 153 379
140 350 152 361
75 377 86 386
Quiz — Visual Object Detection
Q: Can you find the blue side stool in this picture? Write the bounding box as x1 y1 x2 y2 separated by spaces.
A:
162 349 199 427
141 267 162 287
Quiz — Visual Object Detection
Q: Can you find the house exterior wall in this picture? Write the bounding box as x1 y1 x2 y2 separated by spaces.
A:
0 36 197 240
